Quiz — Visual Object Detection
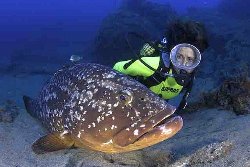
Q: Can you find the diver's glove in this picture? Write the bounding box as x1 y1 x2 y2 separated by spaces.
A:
140 43 156 56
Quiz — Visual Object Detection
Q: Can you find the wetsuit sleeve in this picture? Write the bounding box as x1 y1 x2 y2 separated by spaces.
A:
176 75 194 112
113 57 160 77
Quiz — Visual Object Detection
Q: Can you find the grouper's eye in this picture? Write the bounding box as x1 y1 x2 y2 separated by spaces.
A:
119 95 126 101
118 89 133 104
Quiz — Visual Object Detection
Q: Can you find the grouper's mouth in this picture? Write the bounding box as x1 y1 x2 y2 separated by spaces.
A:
133 114 183 147
113 105 183 147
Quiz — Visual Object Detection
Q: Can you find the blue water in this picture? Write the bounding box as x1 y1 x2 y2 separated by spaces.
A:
0 0 121 63
152 0 220 13
0 0 249 106
0 0 220 64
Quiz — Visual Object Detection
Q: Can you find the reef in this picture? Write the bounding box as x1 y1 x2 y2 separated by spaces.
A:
187 75 250 115
209 76 250 115
0 100 19 123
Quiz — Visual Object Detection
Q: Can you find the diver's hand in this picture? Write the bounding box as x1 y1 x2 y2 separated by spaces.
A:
140 43 156 56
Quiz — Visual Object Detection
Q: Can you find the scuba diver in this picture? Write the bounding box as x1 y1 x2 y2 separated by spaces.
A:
113 20 209 113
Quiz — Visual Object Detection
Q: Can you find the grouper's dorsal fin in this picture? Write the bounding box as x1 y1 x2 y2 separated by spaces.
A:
32 132 74 154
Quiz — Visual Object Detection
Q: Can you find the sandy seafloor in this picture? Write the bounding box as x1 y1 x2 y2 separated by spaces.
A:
0 75 250 167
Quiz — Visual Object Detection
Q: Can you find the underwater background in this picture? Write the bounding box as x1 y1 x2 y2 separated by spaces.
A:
0 0 250 167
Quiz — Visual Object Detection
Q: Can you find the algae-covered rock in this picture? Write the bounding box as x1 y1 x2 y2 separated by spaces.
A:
216 76 250 115
188 75 250 115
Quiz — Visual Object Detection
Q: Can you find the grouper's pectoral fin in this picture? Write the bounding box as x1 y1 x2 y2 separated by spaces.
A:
32 132 74 154
23 95 39 118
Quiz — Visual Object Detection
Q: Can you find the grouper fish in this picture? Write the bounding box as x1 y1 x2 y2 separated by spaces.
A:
23 63 183 154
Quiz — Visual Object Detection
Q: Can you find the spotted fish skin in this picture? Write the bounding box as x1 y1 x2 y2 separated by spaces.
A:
24 63 183 153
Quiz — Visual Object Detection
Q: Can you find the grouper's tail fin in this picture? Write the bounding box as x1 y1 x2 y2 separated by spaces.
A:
23 95 39 118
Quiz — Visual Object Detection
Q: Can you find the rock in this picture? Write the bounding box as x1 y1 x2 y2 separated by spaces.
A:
185 77 216 112
142 149 174 167
93 11 155 65
186 76 250 115
63 149 146 167
0 100 19 123
169 141 234 167
92 0 177 65
189 141 233 165
216 76 250 115
233 93 250 115
102 151 144 167
63 148 174 167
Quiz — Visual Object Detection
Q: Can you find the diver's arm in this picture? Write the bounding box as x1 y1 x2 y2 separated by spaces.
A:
176 76 194 112
113 57 160 77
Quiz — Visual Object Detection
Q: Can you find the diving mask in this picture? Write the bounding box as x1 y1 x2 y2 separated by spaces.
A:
170 43 201 72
